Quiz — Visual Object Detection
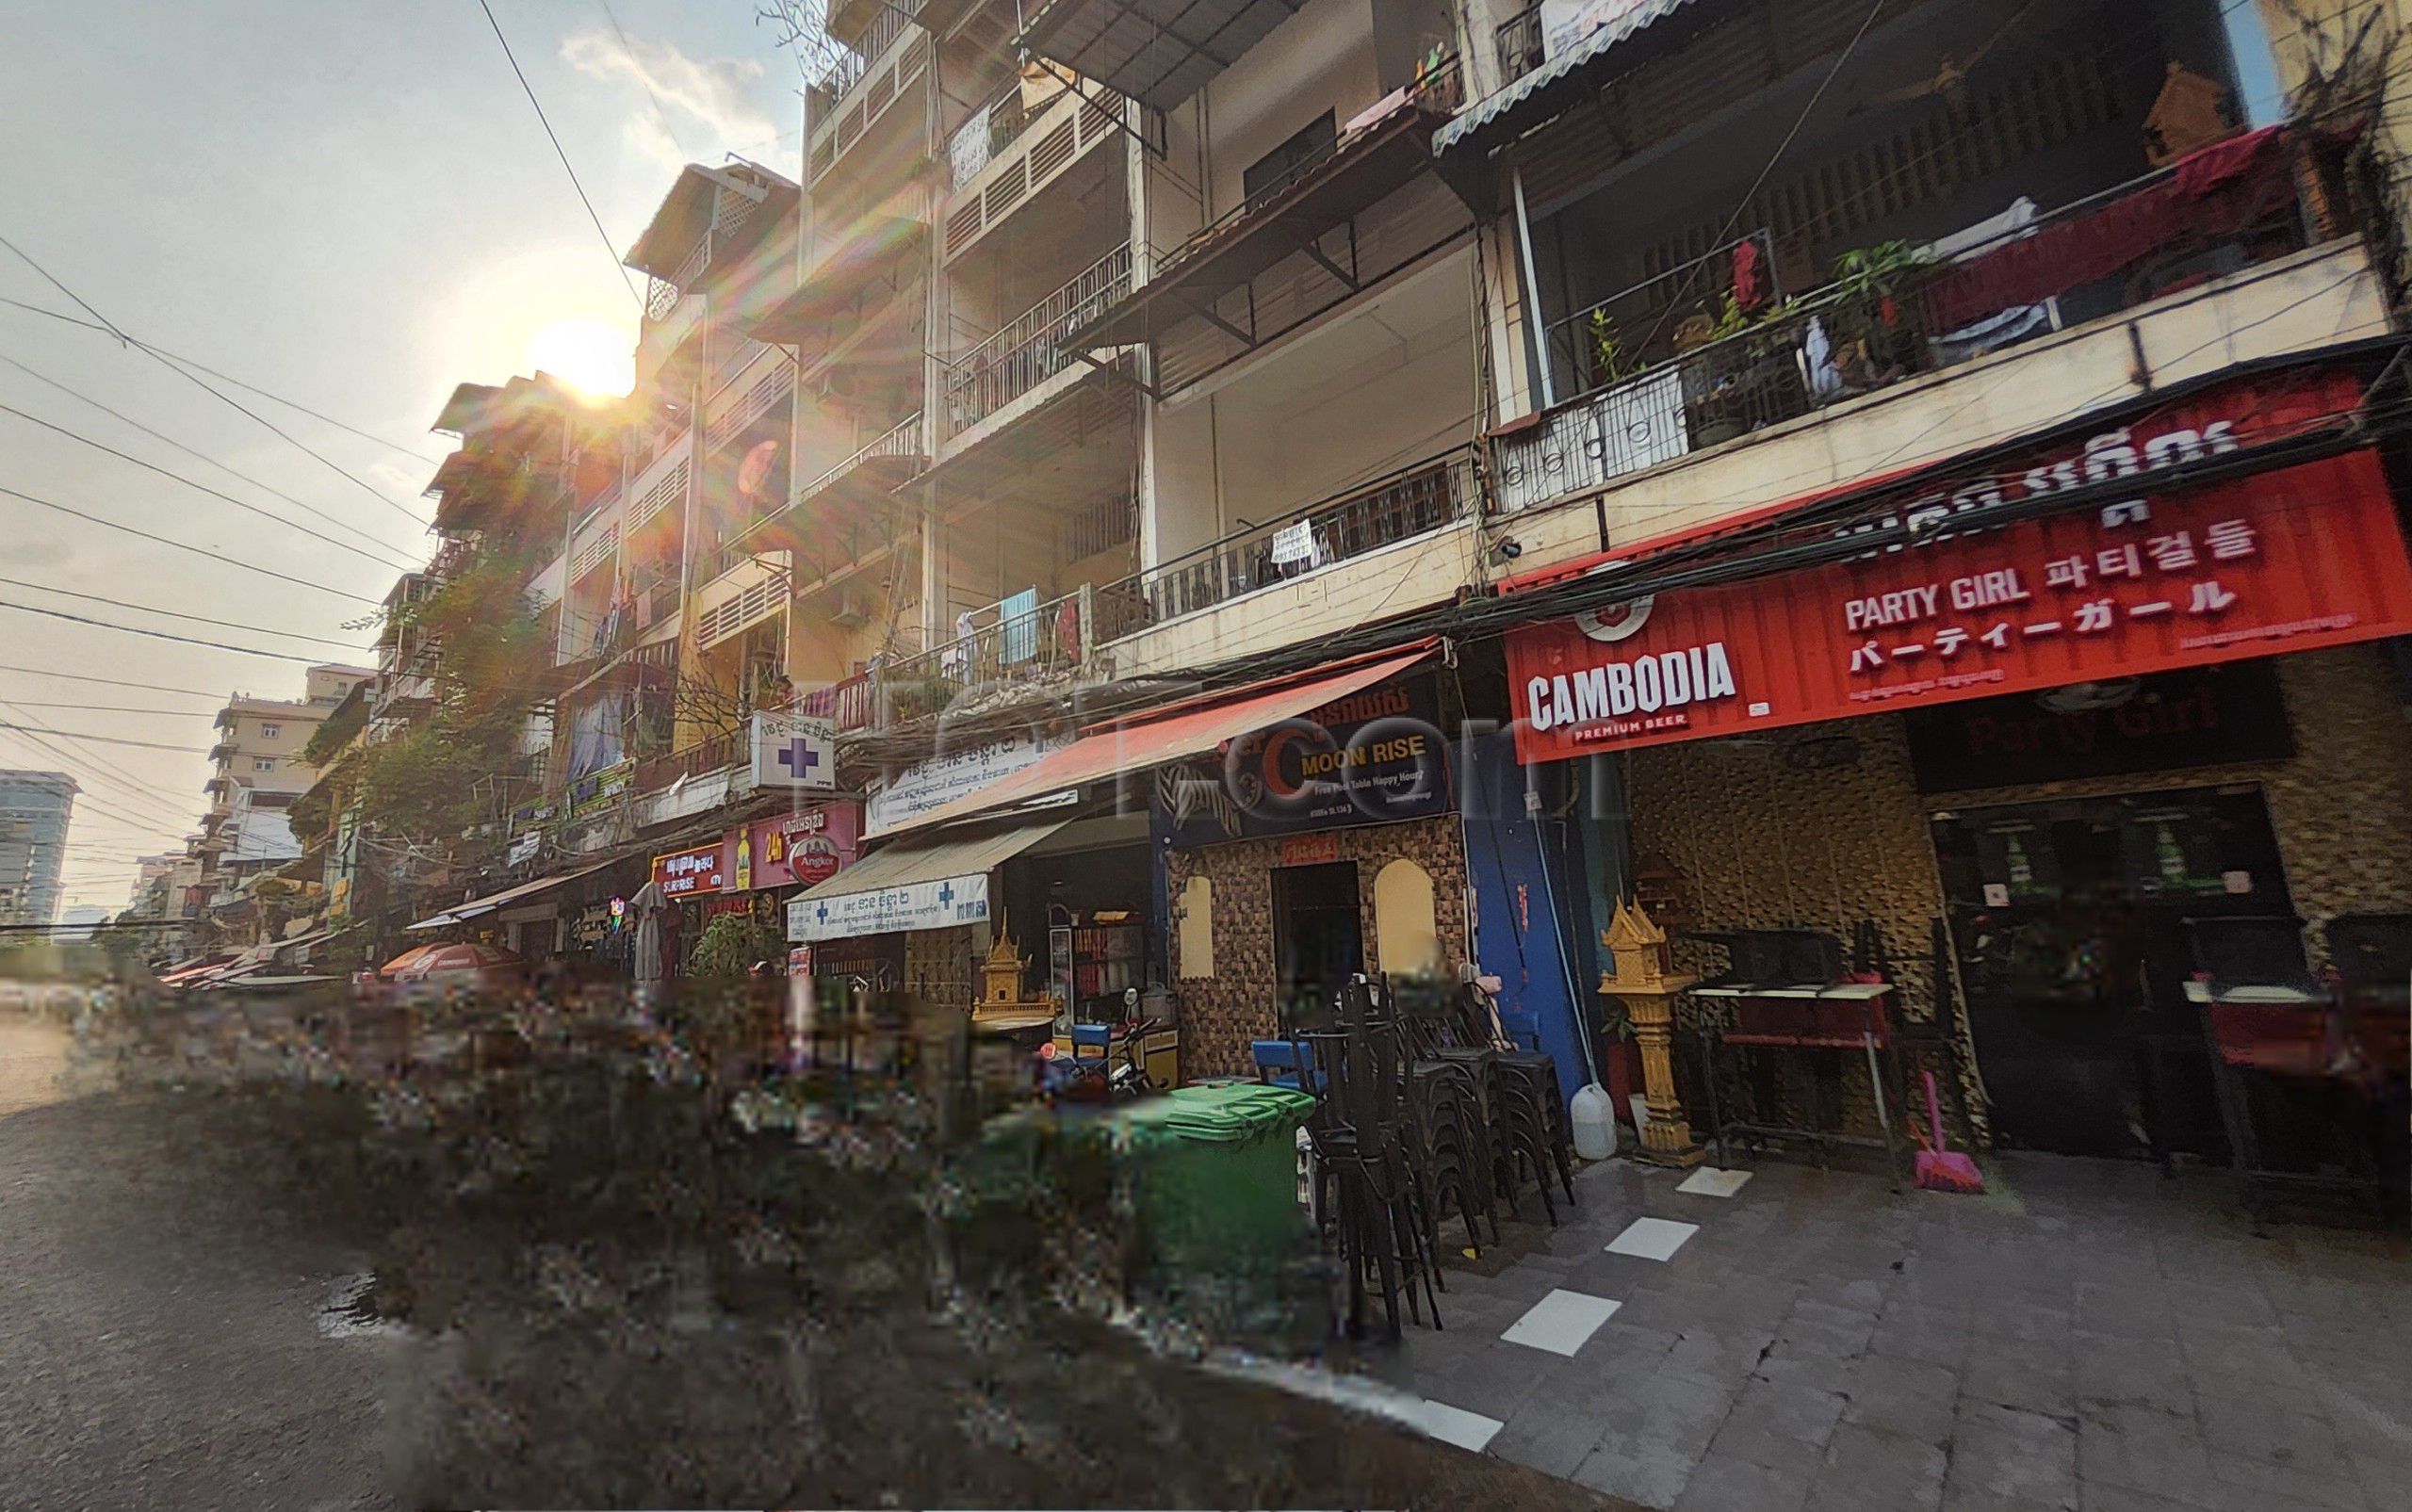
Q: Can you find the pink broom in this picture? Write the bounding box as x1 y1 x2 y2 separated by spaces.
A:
1914 1070 1984 1194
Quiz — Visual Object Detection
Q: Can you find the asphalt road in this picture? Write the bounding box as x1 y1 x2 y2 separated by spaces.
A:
0 1016 393 1510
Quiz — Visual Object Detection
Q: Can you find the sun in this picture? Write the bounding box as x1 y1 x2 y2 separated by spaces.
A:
525 317 634 399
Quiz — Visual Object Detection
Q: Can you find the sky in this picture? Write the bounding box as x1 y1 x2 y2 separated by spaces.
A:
0 1 810 913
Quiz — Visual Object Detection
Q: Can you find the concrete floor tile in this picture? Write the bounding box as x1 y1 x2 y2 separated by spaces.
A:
1676 1166 1753 1198
1608 1216 1700 1261
1841 1355 1960 1448
2075 1402 2222 1509
1674 1450 1812 1512
2205 1447 2371 1510
1950 1399 2079 1508
1573 1441 1701 1511
1719 1375 1847 1453
1405 1397 1505 1453
1803 1423 1948 1512
1501 1288 1622 1358
2073 1332 2192 1414
1964 1334 2076 1417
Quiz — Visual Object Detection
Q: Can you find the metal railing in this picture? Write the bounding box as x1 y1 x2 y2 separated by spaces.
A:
940 244 1133 439
816 0 919 100
873 582 1117 710
1542 232 1779 403
1497 148 2323 512
1495 5 1546 82
1104 447 1478 627
799 411 926 501
633 731 742 796
1152 57 1462 285
794 671 876 733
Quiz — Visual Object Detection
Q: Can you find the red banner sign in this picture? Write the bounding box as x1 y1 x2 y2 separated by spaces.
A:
1507 380 2412 766
651 841 728 898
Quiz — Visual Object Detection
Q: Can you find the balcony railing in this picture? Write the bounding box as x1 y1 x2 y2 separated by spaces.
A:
1495 137 2323 512
940 243 1133 440
817 0 919 101
1106 447 1478 627
633 730 742 796
872 581 1145 717
794 670 876 733
804 412 926 498
1494 5 1546 83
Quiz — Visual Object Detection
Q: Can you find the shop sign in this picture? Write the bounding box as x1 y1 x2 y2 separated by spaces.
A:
1903 661 2295 793
753 804 860 888
566 761 630 818
750 711 838 793
788 871 989 942
504 831 542 868
1506 382 2412 765
1279 833 1344 867
575 902 614 946
652 841 728 898
1160 677 1451 846
867 735 1064 836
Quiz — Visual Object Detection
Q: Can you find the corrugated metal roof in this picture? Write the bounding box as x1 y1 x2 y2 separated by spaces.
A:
1019 0 1303 112
1435 0 1705 160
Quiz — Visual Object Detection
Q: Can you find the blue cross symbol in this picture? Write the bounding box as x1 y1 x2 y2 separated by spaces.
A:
776 737 823 782
815 902 830 924
936 881 955 906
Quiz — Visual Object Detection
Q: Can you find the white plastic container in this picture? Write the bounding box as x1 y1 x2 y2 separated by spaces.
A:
1569 1081 1619 1161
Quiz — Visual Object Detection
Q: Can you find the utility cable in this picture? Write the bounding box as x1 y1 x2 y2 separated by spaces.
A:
475 0 645 305
0 576 367 649
0 296 444 463
0 232 434 526
0 722 210 754
0 403 425 572
0 352 428 561
0 600 366 664
0 661 271 699
0 483 383 604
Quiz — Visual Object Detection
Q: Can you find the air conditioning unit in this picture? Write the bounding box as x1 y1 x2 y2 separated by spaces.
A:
826 590 872 629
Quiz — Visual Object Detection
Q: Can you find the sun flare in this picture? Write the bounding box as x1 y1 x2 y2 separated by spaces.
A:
525 317 634 399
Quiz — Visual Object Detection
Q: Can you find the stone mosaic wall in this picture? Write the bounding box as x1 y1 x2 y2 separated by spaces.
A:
1166 816 1471 1078
1625 643 2412 1149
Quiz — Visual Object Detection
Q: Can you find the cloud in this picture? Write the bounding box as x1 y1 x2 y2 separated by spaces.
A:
562 28 779 171
15 537 73 569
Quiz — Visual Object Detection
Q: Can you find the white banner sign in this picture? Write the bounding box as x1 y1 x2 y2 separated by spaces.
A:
866 735 1061 836
788 872 989 942
752 711 838 792
1490 365 1687 514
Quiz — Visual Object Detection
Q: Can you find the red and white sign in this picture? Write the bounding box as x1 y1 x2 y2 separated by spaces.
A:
1507 376 2412 766
749 804 861 889
651 841 728 898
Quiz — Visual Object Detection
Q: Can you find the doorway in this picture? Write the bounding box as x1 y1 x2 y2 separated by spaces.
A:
1273 860 1362 1020
1932 786 2293 1159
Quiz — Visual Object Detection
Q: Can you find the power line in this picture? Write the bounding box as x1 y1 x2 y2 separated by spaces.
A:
0 576 369 650
0 482 384 604
0 600 364 664
3 701 232 717
0 662 265 698
0 352 428 561
0 232 435 527
0 401 425 573
0 296 446 463
475 0 645 305
595 0 694 158
0 722 211 753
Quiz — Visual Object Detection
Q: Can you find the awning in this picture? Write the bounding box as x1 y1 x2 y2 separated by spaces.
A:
1019 0 1304 113
788 819 1071 942
407 861 612 932
880 643 1434 837
1433 0 1717 202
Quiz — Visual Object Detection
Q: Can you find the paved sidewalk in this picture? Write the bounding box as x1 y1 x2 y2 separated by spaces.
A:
1354 1151 2411 1510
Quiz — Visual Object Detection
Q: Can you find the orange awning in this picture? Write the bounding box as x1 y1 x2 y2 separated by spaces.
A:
884 643 1434 837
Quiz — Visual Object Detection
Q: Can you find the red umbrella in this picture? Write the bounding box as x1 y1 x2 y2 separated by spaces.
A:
377 944 446 979
387 942 524 981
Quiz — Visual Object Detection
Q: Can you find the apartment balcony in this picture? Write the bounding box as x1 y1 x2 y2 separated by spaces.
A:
631 731 744 824
730 413 927 561
1487 146 2388 562
692 554 791 653
568 489 624 584
871 580 1144 725
624 426 693 536
637 290 708 390
1059 61 1465 396
756 189 928 360
806 2 931 184
1016 0 1301 112
939 243 1132 445
939 80 1128 264
794 670 877 734
703 347 797 455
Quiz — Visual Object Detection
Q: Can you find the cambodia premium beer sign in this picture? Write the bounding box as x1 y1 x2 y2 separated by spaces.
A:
1507 374 2412 766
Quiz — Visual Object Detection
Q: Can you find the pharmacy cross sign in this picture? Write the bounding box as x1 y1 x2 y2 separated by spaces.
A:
751 711 836 791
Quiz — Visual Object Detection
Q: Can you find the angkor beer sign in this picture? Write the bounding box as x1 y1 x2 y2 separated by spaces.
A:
1506 372 2412 765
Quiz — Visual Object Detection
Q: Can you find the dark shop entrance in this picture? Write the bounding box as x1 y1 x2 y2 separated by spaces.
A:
1273 859 1362 1019
1931 785 2292 1161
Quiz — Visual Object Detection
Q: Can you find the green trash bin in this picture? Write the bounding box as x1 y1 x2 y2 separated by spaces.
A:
1110 1082 1317 1282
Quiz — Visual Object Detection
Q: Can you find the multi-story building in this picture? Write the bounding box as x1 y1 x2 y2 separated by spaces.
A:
193 664 369 894
0 771 77 928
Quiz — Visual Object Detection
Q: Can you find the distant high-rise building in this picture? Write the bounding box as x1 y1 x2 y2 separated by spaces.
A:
0 771 77 927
